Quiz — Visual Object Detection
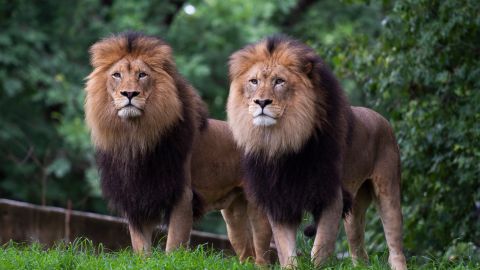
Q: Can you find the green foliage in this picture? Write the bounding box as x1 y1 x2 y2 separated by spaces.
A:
337 0 480 256
0 0 478 258
377 0 480 255
0 0 100 209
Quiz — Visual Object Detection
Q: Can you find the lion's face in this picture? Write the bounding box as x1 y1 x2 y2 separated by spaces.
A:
107 58 153 119
85 33 183 155
241 63 312 127
227 38 325 158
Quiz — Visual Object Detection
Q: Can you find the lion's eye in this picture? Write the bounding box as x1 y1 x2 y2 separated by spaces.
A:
138 72 148 79
249 79 258 85
275 78 285 85
112 72 121 79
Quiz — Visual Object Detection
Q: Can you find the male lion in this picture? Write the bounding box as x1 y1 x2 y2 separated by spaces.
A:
227 36 407 270
84 32 271 264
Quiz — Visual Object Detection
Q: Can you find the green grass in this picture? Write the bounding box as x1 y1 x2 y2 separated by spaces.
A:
0 239 478 270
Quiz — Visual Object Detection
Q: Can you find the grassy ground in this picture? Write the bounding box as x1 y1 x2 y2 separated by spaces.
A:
0 240 478 270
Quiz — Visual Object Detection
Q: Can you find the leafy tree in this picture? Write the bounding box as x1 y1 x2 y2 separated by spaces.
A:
367 0 480 256
0 0 100 209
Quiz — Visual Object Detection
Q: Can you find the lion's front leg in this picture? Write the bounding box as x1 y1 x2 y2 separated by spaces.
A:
247 203 272 265
311 187 343 267
166 156 193 252
129 223 155 254
165 187 193 252
269 217 298 268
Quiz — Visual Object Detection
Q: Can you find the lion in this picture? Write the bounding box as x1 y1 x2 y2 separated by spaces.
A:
226 35 407 270
84 32 271 264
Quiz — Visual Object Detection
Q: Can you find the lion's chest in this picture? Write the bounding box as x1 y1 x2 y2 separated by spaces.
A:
243 132 343 224
95 130 192 225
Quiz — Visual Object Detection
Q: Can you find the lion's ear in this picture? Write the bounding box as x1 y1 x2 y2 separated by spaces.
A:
304 62 313 74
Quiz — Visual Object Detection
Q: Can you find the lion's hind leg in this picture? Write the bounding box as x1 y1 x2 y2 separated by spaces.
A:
343 181 372 265
371 163 407 270
221 194 256 262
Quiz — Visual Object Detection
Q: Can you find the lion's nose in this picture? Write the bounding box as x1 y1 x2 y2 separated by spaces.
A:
254 99 273 109
120 91 140 100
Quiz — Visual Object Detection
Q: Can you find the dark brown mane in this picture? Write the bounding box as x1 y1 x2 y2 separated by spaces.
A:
238 35 352 224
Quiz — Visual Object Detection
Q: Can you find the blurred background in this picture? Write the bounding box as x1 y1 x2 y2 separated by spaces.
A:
0 0 478 259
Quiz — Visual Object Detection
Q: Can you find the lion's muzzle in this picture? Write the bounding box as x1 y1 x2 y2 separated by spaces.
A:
249 102 278 127
115 92 145 119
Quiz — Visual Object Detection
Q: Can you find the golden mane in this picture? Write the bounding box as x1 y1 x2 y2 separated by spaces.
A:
85 33 185 157
227 36 344 158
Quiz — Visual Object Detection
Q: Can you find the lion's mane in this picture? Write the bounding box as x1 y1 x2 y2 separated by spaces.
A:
227 36 352 224
85 32 207 228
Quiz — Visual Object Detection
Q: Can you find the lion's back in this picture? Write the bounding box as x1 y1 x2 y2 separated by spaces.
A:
343 106 400 185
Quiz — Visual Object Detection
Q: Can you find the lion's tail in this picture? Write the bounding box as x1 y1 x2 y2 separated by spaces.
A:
304 188 352 238
303 223 318 238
